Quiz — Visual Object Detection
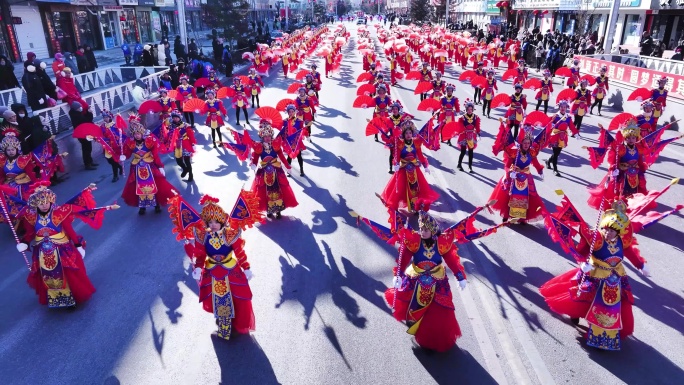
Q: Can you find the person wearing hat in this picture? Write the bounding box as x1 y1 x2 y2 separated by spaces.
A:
120 115 176 215
540 199 651 351
566 58 581 89
438 84 460 145
505 83 527 139
183 195 256 340
514 59 528 89
455 99 480 172
545 100 578 177
0 134 37 221
0 55 20 90
384 209 468 352
309 64 322 94
481 69 498 118
69 101 98 171
230 77 250 126
649 76 668 125
142 44 154 66
372 84 392 142
418 62 433 101
635 101 657 141
590 65 609 116
247 68 264 108
21 62 48 111
16 183 115 308
56 67 88 111
175 74 197 126
472 61 486 105
488 127 546 223
249 119 298 219
98 109 124 182
204 88 227 148
23 52 36 69
1 109 20 139
34 60 57 100
571 79 591 135
75 46 89 73
167 109 197 182
381 120 439 213
587 121 647 209
535 69 554 114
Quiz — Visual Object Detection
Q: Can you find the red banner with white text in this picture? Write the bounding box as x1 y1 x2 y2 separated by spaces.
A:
575 55 684 101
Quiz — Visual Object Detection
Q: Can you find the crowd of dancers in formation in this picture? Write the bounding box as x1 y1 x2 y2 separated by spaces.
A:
1 20 682 353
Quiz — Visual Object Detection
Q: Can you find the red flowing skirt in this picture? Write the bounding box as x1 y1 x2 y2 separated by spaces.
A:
488 175 547 222
199 267 255 334
121 163 177 207
250 166 299 212
540 270 634 339
385 288 461 352
380 165 439 211
27 245 96 306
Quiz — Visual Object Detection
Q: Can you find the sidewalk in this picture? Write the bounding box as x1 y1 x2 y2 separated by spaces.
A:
13 31 218 81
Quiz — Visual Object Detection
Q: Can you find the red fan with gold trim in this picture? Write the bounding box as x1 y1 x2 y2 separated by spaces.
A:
182 98 208 114
255 106 283 129
276 98 295 112
556 88 576 104
492 93 511 108
353 95 376 108
357 83 376 96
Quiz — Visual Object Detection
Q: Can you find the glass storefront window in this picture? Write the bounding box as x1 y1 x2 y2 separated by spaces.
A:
76 11 98 49
138 11 152 43
51 12 77 53
670 17 684 48
120 8 139 44
623 14 642 46
99 12 120 49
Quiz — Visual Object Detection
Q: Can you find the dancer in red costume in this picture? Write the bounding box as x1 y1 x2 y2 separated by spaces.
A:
567 58 581 89
120 115 177 215
505 84 527 139
0 134 37 223
455 100 481 173
172 195 258 340
649 76 668 125
372 84 392 142
204 88 228 148
176 75 197 126
587 121 647 209
16 182 118 308
247 67 265 108
541 199 651 351
438 84 460 145
249 120 298 219
571 79 592 135
535 69 554 114
166 110 197 182
472 61 486 105
544 100 578 177
488 129 546 223
513 59 528 88
590 65 609 116
482 69 498 118
385 210 467 352
98 109 124 182
381 121 439 213
231 77 250 126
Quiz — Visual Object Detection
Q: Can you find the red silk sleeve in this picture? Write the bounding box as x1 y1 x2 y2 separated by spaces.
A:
531 153 544 174
61 215 82 246
443 248 467 280
521 96 528 110
194 242 208 268
219 100 227 116
624 244 646 270
416 140 428 167
151 141 164 168
275 146 290 168
233 238 250 270
186 126 197 146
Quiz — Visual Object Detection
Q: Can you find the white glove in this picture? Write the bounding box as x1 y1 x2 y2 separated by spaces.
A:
16 243 28 253
119 155 126 162
250 163 257 172
77 246 86 258
458 280 467 290
509 171 517 179
192 267 202 280
424 166 430 174
86 136 93 142
392 276 402 288
159 168 166 177
39 98 44 104
640 263 651 277
285 167 292 175
244 269 254 281
580 262 594 273
392 164 399 172
611 169 620 177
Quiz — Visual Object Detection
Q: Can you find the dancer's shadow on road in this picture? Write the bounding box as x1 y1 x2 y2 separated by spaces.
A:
291 176 357 235
413 347 498 385
212 334 280 385
305 142 358 177
581 334 684 384
204 145 250 181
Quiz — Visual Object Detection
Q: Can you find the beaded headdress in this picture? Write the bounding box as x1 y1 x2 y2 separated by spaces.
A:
199 195 227 225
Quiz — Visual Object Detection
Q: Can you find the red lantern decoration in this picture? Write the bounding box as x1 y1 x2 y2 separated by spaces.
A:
543 10 549 15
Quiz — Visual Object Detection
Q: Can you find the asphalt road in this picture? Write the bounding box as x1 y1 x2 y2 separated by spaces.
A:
1 23 683 385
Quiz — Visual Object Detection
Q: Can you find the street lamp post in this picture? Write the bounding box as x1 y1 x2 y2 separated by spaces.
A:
603 0 620 52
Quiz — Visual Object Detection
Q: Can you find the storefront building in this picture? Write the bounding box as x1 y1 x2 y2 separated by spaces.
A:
0 1 22 62
453 0 488 27
652 1 684 49
511 0 558 33
184 0 202 32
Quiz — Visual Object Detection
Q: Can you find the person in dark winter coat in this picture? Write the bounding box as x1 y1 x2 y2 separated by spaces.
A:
75 46 89 73
10 103 33 154
68 101 98 170
34 60 57 100
23 51 36 70
0 55 20 90
63 52 79 75
222 45 233 77
84 45 98 71
188 39 198 60
142 45 154 66
21 62 48 111
174 35 186 62
168 64 180 89
134 42 144 65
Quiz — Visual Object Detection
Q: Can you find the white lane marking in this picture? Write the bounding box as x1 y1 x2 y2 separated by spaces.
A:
379 33 555 383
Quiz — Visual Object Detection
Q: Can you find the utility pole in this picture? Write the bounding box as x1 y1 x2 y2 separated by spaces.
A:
445 0 450 27
285 0 289 30
177 0 187 49
603 0 620 53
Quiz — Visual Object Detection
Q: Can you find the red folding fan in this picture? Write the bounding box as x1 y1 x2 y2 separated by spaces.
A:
357 83 376 96
353 95 376 108
182 98 208 114
491 93 511 108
